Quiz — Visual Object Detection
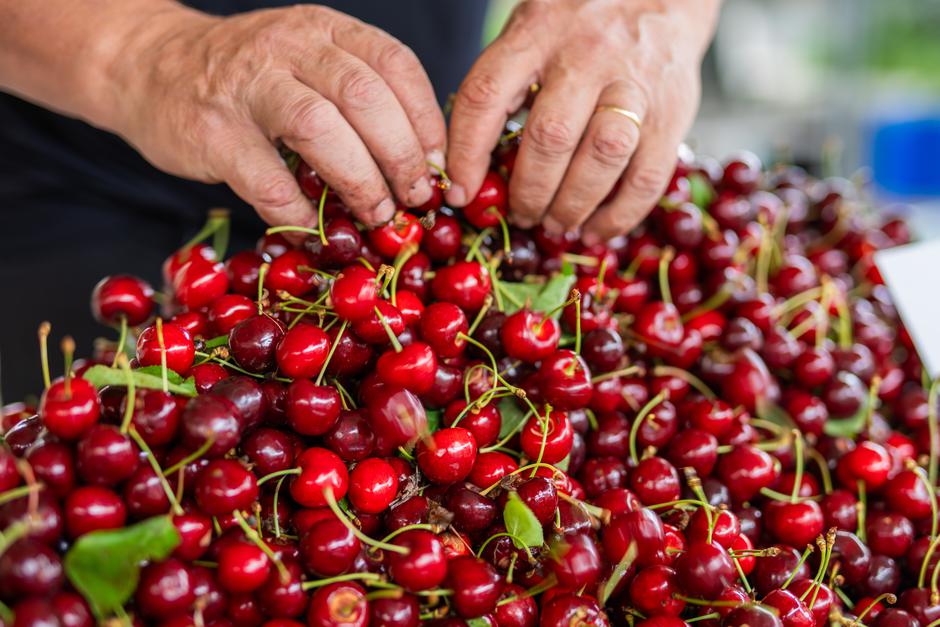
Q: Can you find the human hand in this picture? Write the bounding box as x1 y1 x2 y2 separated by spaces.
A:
105 3 445 229
446 0 720 244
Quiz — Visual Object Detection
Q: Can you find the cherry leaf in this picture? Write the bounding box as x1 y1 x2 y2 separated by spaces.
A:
497 397 527 439
823 394 872 438
425 408 443 434
504 491 544 549
64 515 180 619
499 271 576 318
203 334 229 350
688 172 716 210
82 364 197 397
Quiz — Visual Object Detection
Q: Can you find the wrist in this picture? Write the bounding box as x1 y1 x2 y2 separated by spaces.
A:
79 1 215 133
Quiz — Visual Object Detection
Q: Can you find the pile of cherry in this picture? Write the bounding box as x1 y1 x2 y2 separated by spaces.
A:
0 142 935 627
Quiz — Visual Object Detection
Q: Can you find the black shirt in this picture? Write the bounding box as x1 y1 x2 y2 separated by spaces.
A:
0 1 486 400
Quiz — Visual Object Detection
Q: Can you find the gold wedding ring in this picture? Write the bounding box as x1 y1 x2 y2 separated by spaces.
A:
595 105 642 130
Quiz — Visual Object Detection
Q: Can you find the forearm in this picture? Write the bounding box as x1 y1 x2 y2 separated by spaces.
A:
0 0 200 131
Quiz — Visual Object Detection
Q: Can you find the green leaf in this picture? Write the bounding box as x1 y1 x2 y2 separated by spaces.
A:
82 365 197 398
824 394 871 438
466 619 491 627
503 491 544 549
64 516 180 619
203 334 229 350
688 172 716 210
133 366 186 386
499 271 577 317
554 454 571 473
426 409 443 434
497 397 528 439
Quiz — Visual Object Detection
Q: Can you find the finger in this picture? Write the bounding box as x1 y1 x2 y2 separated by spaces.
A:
252 75 395 227
507 64 602 229
334 20 447 169
542 80 645 233
445 32 544 207
581 131 679 244
294 46 432 208
214 125 316 231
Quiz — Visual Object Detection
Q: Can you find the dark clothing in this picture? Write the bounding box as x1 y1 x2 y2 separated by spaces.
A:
0 1 486 402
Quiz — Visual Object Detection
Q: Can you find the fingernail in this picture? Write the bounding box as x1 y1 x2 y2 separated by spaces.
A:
446 184 467 207
407 177 433 207
543 216 563 235
582 231 601 247
427 150 446 173
373 198 396 225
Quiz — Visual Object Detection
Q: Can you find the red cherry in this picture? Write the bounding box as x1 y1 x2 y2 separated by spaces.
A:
764 499 824 548
218 541 271 593
207 293 255 334
226 250 265 296
376 342 438 395
416 427 478 484
136 322 195 374
519 409 573 464
501 310 560 363
194 459 259 516
351 300 406 345
91 275 155 326
64 485 126 538
331 265 379 321
462 171 508 229
286 380 341 436
431 261 491 312
162 243 215 285
348 457 399 514
387 529 447 592
275 323 331 379
419 302 468 358
173 257 229 309
39 377 100 440
367 211 423 259
290 447 349 508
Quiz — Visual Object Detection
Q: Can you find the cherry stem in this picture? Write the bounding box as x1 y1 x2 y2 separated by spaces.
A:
808 447 834 495
163 438 214 476
117 354 136 434
380 524 438 544
674 596 742 608
256 263 270 316
155 318 169 393
323 488 409 555
622 251 650 280
256 467 302 486
558 491 610 525
0 483 44 507
475 531 533 561
14 460 40 518
600 540 637 606
684 468 715 543
458 333 500 397
272 475 287 538
910 462 939 539
855 594 897 625
530 406 553 477
834 290 853 349
591 365 642 384
863 375 882 434
782 544 815 589
0 519 32 557
803 532 834 604
815 278 834 351
232 510 290 584
755 216 773 295
111 316 129 368
426 160 451 187
680 284 732 323
931 549 940 604
488 208 512 256
316 320 347 386
126 427 183 516
375 307 403 353
265 225 321 237
390 244 418 306
467 294 494 337
183 208 229 254
777 286 825 318
316 185 330 247
657 247 675 306
856 480 867 542
687 614 722 623
496 575 557 607
651 365 716 400
928 378 939 486
730 551 753 594
479 462 562 496
535 291 581 334
573 291 582 355
302 572 382 591
629 391 668 465
61 336 75 398
465 227 494 263
37 321 51 390
790 429 804 504
923 533 940 590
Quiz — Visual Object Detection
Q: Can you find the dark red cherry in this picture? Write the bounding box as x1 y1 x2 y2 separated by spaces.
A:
602 507 665 567
674 540 735 599
135 558 195 619
194 459 259 516
212 375 267 430
286 380 341 436
243 428 296 477
226 249 265 296
0 539 63 598
64 485 126 538
387 529 447 592
446 555 503 618
228 315 285 373
300 517 360 577
431 261 491 312
181 394 242 457
519 409 573 464
548 532 603 590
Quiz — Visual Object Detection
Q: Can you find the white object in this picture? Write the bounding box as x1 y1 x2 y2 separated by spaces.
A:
875 238 940 378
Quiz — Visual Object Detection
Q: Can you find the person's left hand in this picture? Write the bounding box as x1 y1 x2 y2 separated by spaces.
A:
445 0 720 244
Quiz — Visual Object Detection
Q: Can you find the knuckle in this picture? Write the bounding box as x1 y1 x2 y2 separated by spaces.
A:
337 66 385 110
526 113 578 156
252 174 299 209
458 72 501 109
591 123 636 166
376 40 420 75
284 97 336 142
628 165 670 199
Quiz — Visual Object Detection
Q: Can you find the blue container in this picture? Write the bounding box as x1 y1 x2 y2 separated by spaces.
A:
870 117 940 197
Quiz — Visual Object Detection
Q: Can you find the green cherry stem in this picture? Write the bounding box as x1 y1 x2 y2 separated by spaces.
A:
324 488 408 555
37 322 51 390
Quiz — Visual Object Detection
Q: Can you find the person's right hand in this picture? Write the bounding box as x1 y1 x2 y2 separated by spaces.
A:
105 3 446 229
